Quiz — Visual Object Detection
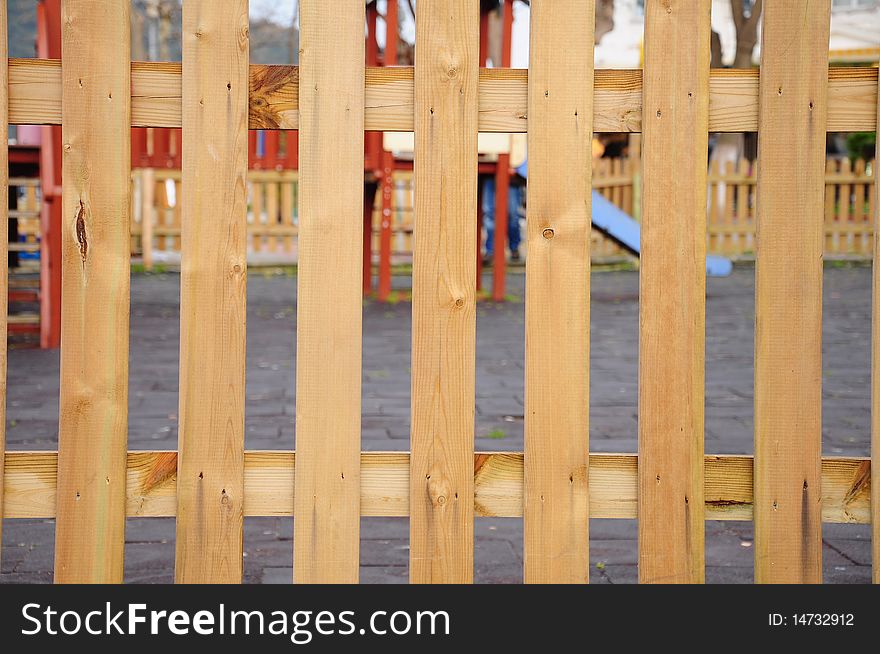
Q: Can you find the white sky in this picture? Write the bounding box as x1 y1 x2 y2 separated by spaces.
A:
249 0 297 26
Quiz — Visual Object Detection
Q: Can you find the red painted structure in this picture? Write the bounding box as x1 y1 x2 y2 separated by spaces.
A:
37 0 63 348
28 0 516 347
7 145 40 340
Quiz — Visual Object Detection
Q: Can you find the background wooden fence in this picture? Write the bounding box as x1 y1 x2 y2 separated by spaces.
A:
1 0 879 584
8 177 39 256
708 157 877 257
124 156 879 263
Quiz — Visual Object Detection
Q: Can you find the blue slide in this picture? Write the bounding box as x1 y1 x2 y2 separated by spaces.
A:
591 192 733 278
516 159 732 277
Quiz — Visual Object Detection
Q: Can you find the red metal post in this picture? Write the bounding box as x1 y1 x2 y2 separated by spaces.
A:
284 131 299 169
365 3 383 168
363 183 377 294
248 131 260 168
366 2 379 66
378 151 394 301
492 0 514 302
479 8 490 64
476 181 484 292
169 128 182 169
153 126 172 168
264 130 281 170
363 2 383 295
385 0 399 67
492 154 510 301
377 0 399 302
477 7 490 294
37 0 62 348
132 128 150 168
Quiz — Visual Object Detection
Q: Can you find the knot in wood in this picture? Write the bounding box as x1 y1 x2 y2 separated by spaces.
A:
427 474 452 508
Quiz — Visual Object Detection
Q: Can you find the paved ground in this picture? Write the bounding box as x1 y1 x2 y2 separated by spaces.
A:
1 265 874 583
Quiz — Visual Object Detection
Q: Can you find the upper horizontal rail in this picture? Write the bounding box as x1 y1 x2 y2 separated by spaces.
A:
2 450 870 523
8 58 878 133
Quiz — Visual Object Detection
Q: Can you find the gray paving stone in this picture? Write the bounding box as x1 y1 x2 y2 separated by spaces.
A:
262 566 295 584
1 267 874 583
824 537 872 566
360 566 408 584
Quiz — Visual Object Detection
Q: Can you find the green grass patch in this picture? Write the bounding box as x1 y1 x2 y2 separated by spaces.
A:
131 263 168 274
825 258 871 269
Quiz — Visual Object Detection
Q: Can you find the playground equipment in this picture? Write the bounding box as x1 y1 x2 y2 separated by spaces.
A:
591 191 733 277
16 0 521 350
15 0 734 352
19 0 519 346
518 156 734 277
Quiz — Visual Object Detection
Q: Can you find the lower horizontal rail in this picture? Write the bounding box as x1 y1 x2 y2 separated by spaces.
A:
2 451 870 523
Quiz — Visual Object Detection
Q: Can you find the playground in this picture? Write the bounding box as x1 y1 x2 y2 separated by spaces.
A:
1 265 874 583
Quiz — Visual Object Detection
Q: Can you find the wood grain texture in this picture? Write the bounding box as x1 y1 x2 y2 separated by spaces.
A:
873 67 880 585
638 0 710 585
410 0 478 584
523 0 593 584
2 451 871 524
53 0 131 584
175 0 249 584
7 59 877 132
754 0 831 584
294 0 364 585
0 0 6 567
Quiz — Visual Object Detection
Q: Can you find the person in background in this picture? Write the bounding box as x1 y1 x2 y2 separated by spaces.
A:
482 169 525 265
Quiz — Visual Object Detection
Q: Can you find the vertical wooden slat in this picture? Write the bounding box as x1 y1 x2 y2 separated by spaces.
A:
825 159 836 254
294 0 365 584
869 160 876 248
175 0 249 584
523 0 593 584
54 0 131 583
708 159 719 253
854 159 866 253
140 168 154 271
171 181 182 252
735 158 749 252
854 160 866 224
410 0 478 584
281 178 294 253
872 67 880 584
723 160 734 254
754 0 830 584
840 159 852 253
266 181 278 251
638 0 710 584
0 0 7 558
252 180 263 252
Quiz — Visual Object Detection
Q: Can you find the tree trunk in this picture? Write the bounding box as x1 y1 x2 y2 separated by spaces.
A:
711 30 723 68
730 0 762 68
596 0 614 44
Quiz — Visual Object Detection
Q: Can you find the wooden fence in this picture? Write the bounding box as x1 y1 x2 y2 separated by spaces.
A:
128 156 875 263
130 160 639 263
8 177 40 256
132 168 301 260
709 157 877 257
1 0 880 584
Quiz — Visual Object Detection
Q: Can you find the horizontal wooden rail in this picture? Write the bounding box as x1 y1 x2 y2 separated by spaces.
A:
7 58 877 133
3 450 870 524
